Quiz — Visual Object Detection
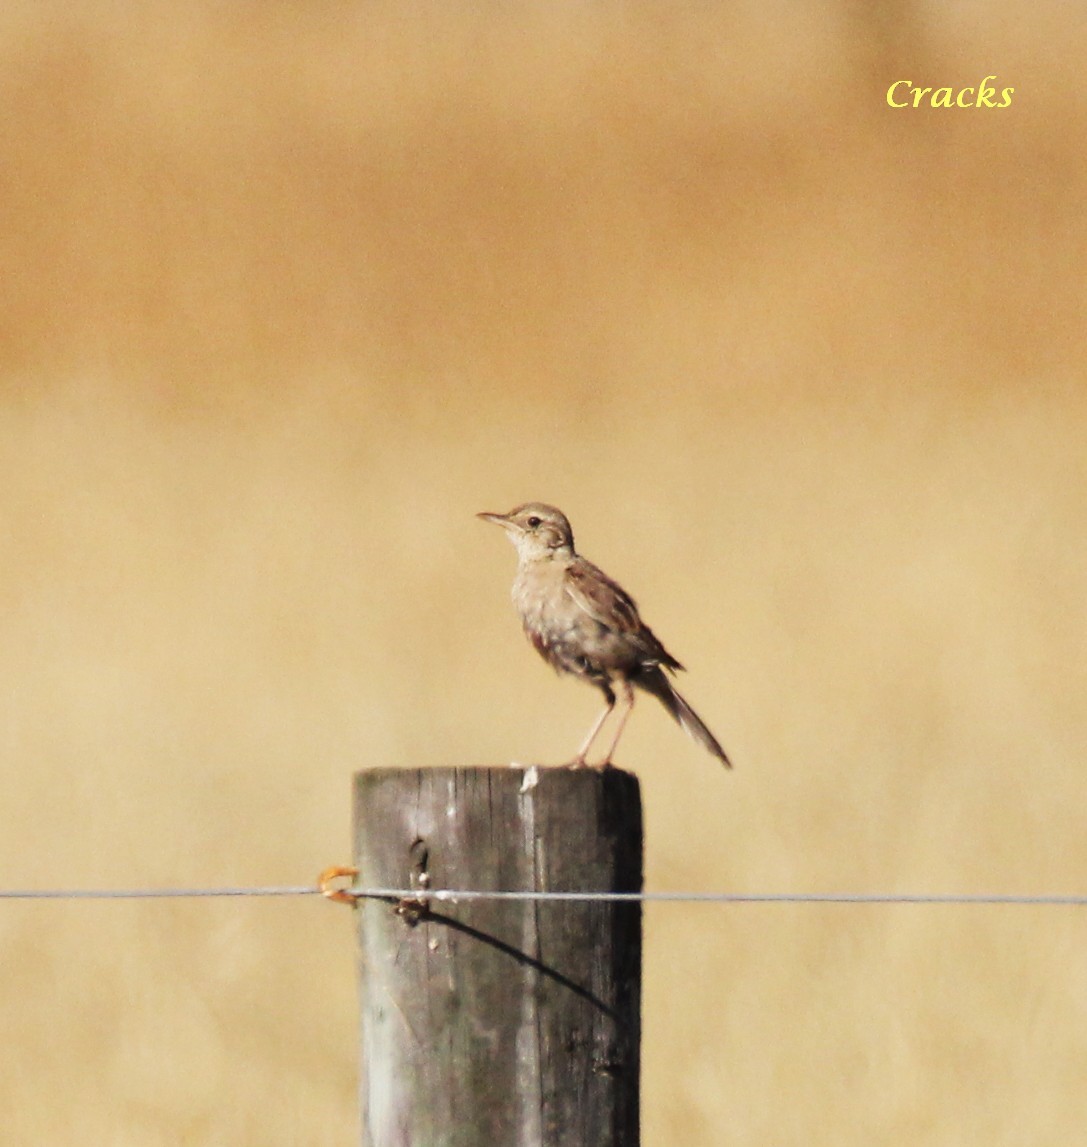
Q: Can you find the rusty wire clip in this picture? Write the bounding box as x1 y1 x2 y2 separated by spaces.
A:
319 864 435 924
318 866 360 905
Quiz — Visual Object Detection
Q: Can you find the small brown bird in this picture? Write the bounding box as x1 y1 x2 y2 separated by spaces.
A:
477 503 731 768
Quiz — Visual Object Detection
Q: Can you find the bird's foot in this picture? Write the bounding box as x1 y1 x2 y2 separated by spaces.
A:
569 755 615 771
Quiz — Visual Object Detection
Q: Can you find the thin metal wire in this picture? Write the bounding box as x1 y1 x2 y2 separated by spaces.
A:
386 889 1087 906
0 886 317 900
2 885 1087 905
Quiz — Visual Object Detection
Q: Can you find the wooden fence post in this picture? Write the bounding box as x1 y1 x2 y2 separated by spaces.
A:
353 766 643 1147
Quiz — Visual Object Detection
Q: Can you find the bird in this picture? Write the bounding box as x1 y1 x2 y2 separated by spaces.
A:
477 502 731 768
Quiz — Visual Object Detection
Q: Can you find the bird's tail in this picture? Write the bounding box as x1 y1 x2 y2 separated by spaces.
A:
636 666 732 768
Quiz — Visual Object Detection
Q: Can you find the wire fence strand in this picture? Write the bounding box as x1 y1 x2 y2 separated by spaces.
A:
0 885 318 900
2 885 1087 905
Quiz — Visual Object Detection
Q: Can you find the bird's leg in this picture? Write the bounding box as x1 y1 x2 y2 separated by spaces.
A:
572 682 615 767
598 678 635 766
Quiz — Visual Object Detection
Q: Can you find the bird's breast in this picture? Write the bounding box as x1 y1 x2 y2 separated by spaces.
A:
511 558 642 678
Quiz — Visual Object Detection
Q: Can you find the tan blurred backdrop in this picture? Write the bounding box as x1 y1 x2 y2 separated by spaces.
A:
2 3 1086 1144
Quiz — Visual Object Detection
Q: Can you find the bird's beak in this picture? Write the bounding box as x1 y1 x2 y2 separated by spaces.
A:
476 511 511 527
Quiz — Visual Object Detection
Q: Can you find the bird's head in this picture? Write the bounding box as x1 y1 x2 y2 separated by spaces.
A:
476 503 575 561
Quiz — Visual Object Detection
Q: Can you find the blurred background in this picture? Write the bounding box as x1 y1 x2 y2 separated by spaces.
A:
2 2 1086 1143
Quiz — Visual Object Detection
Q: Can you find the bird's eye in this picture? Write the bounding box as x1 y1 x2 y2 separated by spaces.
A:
526 516 541 528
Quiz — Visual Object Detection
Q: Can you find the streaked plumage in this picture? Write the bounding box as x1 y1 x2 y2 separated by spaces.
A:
477 502 731 768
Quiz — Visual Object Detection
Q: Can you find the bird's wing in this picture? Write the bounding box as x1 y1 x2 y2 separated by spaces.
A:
564 560 685 672
564 560 642 634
